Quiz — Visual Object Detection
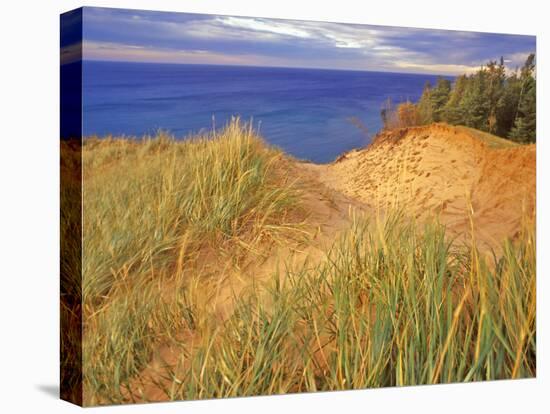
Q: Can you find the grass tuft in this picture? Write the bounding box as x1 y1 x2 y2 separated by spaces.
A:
163 212 535 399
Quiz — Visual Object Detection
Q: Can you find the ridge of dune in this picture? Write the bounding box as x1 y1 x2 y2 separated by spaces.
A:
303 123 536 250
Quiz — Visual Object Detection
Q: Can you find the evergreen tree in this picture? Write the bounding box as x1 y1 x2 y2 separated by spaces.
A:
430 77 452 121
509 54 536 142
416 81 433 124
377 53 536 142
462 69 490 130
442 75 468 124
484 58 506 133
496 71 521 137
509 78 536 143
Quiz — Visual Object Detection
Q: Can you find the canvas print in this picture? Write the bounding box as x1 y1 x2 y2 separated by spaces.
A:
60 7 536 406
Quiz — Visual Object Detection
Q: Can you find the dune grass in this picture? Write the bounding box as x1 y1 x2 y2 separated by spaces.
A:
76 119 535 405
60 140 83 404
162 212 535 400
80 118 302 405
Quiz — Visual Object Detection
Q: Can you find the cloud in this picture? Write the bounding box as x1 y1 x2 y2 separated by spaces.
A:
393 61 480 76
80 7 536 75
60 42 82 65
83 40 233 64
216 16 312 39
82 40 294 67
503 52 535 69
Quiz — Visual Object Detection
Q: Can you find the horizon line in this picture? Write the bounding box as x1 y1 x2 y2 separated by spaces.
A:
79 58 458 78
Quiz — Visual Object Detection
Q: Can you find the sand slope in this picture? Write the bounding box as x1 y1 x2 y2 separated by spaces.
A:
303 123 536 250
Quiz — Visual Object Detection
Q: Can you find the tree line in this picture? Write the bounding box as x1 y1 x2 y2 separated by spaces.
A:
381 54 536 143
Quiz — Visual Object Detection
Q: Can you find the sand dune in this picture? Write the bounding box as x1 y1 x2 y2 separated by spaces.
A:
301 123 536 251
118 123 535 402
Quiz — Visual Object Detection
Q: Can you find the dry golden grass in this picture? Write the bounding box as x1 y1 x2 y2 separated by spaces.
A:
79 118 303 405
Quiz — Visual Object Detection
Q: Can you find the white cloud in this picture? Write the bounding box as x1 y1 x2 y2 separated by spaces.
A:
393 61 480 75
503 52 532 68
82 40 292 67
216 16 312 39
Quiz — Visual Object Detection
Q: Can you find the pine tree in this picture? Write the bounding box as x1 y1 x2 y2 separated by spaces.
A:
416 81 433 124
509 76 536 142
484 58 506 133
462 69 490 130
442 75 468 124
430 77 452 121
509 54 536 143
496 71 521 137
377 54 535 140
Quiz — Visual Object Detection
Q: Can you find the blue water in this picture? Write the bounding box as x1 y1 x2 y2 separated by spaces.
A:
83 61 447 163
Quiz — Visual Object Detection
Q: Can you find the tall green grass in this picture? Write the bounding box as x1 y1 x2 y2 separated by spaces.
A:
81 118 301 405
163 212 535 400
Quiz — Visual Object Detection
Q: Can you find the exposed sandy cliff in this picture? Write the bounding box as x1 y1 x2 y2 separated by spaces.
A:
301 123 536 250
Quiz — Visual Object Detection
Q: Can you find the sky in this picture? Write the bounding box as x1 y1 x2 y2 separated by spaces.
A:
62 6 536 76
